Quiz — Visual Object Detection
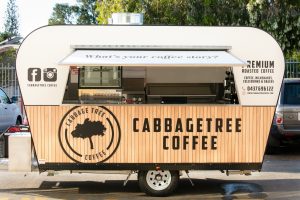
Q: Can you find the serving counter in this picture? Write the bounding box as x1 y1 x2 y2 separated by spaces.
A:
26 104 274 166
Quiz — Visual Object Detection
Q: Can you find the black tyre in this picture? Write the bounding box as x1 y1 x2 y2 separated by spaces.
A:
266 145 280 155
138 170 179 197
266 135 281 155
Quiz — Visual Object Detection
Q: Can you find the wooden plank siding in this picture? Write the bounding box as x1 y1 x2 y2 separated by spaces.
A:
26 105 275 164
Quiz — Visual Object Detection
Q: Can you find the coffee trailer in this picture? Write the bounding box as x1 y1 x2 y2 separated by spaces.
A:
16 26 284 196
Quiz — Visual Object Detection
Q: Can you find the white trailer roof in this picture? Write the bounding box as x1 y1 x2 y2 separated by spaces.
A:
16 26 285 106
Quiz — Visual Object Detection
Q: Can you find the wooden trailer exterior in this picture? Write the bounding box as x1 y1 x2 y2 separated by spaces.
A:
16 26 284 196
26 105 274 170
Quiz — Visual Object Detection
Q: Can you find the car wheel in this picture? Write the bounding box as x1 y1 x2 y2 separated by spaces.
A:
138 170 179 197
266 145 280 155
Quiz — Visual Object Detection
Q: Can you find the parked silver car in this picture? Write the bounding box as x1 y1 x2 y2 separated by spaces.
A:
268 78 300 153
0 88 22 132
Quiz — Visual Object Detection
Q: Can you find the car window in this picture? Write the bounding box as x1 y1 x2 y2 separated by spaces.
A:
0 89 10 104
283 83 300 105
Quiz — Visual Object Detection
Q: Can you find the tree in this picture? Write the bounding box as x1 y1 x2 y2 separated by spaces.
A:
96 0 190 25
71 118 106 150
96 0 126 24
76 0 99 24
247 0 300 55
48 0 98 25
187 0 250 26
141 0 188 25
4 0 19 36
95 0 250 25
49 4 79 25
94 0 299 57
0 32 13 42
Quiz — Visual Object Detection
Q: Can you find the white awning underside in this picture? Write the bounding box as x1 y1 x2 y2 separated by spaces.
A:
59 50 247 67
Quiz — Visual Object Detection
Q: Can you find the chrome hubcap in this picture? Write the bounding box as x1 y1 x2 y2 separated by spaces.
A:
146 170 171 191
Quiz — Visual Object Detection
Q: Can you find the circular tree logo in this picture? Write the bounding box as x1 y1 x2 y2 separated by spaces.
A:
58 106 121 163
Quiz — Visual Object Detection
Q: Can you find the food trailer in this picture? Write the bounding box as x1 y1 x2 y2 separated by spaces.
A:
16 26 284 196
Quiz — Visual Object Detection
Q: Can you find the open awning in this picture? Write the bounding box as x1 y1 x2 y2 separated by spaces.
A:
59 50 247 67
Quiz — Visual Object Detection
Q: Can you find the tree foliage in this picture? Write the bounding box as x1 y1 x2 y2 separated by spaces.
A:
76 0 99 24
96 0 188 25
0 32 13 42
48 0 98 25
4 0 19 36
96 0 126 24
247 0 300 54
49 4 78 25
141 0 188 25
0 48 16 63
47 0 300 55
94 0 299 55
187 0 250 26
95 0 250 25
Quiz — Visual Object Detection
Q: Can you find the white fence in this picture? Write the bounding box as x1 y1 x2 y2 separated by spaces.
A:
0 62 22 114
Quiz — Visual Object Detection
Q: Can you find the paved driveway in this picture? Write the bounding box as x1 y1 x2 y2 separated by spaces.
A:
0 148 299 199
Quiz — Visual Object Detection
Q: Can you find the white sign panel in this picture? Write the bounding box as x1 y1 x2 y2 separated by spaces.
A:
236 60 276 96
60 50 247 67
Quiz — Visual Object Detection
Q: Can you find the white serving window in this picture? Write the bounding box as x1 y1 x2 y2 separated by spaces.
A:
79 66 121 88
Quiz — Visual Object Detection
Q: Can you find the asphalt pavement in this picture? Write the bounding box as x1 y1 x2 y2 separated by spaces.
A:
0 147 300 200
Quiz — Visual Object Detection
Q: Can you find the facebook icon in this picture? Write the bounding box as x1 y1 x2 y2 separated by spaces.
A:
28 68 41 82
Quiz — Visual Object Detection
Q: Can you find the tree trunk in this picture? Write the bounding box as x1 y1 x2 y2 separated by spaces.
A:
89 137 94 149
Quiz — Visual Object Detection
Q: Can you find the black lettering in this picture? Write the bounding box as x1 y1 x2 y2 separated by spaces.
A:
216 118 223 132
133 118 139 132
165 118 172 132
264 61 268 68
172 136 180 150
202 136 208 150
183 136 189 150
175 119 183 132
197 118 203 132
256 60 261 68
186 118 193 132
163 136 169 150
68 119 72 124
206 118 212 132
142 118 150 132
211 136 217 150
226 118 232 132
247 60 251 67
154 118 161 132
192 136 198 150
236 118 242 132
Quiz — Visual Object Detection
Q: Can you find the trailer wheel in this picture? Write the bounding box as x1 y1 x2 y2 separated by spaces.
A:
138 170 179 196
